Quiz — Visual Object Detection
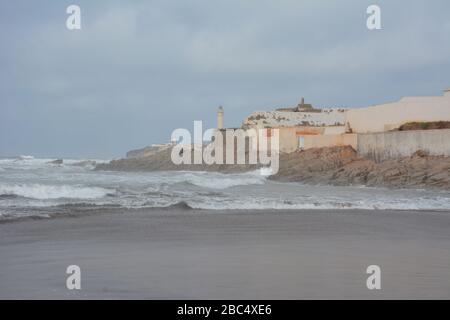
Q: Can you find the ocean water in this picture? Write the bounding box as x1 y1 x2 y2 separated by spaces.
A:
1 156 450 220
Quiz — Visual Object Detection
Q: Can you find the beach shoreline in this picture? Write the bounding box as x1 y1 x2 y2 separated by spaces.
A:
1 208 449 299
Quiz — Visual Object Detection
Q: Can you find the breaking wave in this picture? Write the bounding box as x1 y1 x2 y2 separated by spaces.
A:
1 156 450 221
163 201 194 210
18 155 34 160
0 184 114 200
0 157 108 170
169 171 266 189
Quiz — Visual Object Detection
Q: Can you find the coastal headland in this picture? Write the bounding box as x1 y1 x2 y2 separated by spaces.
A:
96 146 450 190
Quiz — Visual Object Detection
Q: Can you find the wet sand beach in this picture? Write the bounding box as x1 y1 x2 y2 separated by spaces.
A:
1 208 450 299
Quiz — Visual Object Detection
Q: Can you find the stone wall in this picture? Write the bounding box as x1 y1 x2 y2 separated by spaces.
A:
278 127 298 153
346 93 450 133
357 129 450 162
304 134 357 150
278 126 348 153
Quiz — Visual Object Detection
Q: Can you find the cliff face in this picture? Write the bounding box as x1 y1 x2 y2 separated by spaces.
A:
271 146 450 190
96 146 450 190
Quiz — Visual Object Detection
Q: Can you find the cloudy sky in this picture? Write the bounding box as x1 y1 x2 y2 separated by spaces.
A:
1 0 449 158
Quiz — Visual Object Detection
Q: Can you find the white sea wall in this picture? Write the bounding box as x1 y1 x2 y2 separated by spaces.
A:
357 129 450 162
346 94 450 133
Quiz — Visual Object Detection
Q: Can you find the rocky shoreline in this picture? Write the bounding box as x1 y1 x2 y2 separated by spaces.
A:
272 146 450 189
95 146 450 190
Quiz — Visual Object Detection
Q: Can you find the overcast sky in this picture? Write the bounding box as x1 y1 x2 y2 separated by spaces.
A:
1 0 449 158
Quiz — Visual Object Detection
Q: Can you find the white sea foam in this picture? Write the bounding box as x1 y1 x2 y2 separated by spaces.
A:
0 157 109 171
161 171 267 189
18 155 34 160
0 184 113 200
259 167 274 176
1 158 450 221
186 174 265 189
186 197 450 211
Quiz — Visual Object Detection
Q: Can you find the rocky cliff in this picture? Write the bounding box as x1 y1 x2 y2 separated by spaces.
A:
272 146 450 189
96 146 450 190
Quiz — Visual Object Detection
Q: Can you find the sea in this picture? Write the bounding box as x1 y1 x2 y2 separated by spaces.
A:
1 156 450 221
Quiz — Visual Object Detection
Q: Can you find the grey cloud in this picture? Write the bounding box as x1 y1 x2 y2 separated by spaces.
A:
1 0 449 157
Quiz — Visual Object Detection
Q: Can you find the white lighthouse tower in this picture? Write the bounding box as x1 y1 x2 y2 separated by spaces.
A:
217 106 224 129
444 87 450 97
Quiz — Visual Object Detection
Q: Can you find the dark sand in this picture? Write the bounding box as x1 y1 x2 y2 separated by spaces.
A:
1 209 450 299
